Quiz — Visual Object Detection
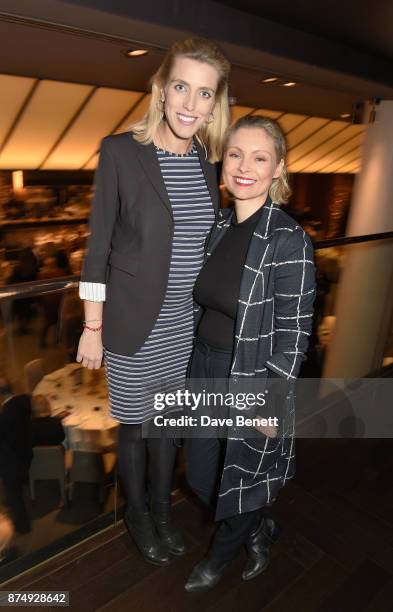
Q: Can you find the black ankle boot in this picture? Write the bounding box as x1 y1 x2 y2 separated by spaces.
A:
151 501 186 556
185 555 231 592
124 509 171 566
242 516 281 581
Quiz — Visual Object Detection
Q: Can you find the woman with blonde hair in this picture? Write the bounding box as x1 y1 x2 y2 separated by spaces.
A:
77 37 230 565
184 115 316 591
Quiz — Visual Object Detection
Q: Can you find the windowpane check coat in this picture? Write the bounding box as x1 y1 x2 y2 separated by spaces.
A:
194 199 316 521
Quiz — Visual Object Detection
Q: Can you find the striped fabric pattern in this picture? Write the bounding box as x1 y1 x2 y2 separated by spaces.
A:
104 144 215 423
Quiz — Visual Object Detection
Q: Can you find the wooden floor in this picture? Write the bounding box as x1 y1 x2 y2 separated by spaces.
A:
5 439 393 611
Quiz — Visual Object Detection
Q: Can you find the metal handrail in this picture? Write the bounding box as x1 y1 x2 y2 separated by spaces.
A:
1 230 393 299
313 230 393 249
0 276 79 299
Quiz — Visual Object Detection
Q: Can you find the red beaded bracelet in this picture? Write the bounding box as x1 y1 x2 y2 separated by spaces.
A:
83 323 103 332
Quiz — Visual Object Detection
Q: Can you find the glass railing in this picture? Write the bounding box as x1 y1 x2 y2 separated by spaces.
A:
300 231 393 378
0 230 392 580
0 277 120 581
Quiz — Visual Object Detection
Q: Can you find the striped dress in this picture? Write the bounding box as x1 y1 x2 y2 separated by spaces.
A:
104 143 215 424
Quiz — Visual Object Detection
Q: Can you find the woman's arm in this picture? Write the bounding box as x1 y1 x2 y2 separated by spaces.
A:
80 137 119 286
254 230 315 438
77 137 120 369
76 300 104 369
266 228 316 380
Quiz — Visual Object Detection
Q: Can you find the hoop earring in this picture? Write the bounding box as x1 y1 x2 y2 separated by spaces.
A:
206 113 214 124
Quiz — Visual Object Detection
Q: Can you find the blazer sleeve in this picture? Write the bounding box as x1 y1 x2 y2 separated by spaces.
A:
79 137 120 298
265 228 316 380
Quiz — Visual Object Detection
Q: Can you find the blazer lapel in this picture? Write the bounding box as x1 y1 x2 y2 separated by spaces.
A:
233 200 276 342
195 140 220 220
136 142 173 220
136 139 219 221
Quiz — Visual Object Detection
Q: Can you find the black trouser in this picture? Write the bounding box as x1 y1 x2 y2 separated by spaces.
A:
117 423 177 514
185 340 263 562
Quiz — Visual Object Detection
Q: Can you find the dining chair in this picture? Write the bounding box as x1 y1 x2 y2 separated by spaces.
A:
78 427 118 452
68 450 116 505
24 358 44 394
29 445 71 502
65 425 83 450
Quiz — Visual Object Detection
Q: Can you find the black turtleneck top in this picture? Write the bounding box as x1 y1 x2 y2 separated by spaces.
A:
194 206 263 351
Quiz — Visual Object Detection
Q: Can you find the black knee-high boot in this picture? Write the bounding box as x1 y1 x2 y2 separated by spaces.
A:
118 424 170 565
147 436 186 555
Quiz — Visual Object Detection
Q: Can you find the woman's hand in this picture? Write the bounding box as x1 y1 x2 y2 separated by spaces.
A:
76 329 103 369
253 420 278 438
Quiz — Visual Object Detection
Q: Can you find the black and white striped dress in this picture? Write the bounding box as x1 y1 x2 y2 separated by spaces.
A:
104 144 215 424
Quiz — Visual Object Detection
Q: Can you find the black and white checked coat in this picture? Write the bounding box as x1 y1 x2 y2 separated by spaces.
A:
194 198 316 521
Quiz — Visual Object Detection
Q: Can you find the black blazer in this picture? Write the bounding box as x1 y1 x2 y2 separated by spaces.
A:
0 394 33 481
80 133 220 356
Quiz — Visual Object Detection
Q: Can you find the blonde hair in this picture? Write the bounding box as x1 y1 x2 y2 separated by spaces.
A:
225 115 291 204
32 394 51 418
131 37 231 163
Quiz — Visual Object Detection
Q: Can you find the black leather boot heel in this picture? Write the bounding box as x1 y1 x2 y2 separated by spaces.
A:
242 517 281 581
124 509 171 566
151 501 186 556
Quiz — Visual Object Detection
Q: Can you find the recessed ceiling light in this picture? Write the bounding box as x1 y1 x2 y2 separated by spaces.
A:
261 77 278 83
282 81 297 87
126 49 149 57
340 113 351 119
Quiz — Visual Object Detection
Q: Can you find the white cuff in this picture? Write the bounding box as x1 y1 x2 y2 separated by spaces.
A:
79 282 106 302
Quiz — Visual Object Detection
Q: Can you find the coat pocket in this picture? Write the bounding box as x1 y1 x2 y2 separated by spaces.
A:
108 250 139 276
238 433 282 478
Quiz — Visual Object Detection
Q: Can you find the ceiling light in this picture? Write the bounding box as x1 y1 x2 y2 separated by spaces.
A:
261 77 278 83
126 49 149 57
340 113 351 119
282 82 297 87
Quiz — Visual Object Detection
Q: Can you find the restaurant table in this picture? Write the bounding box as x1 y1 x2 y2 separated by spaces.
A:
33 363 118 451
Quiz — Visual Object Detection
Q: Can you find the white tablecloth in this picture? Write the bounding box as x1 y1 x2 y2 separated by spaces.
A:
33 363 118 450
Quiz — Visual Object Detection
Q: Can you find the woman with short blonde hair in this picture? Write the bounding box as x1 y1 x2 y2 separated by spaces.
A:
185 115 316 591
223 114 291 204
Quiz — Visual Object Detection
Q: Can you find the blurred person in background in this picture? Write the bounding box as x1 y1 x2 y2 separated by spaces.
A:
7 248 39 335
31 394 65 447
0 377 32 533
37 256 66 347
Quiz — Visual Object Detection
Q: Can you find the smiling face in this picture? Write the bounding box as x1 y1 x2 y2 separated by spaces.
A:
223 127 283 210
160 57 219 145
